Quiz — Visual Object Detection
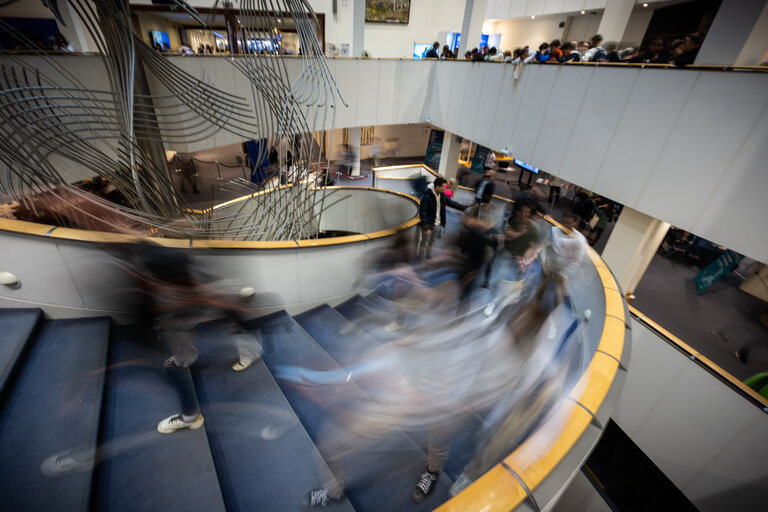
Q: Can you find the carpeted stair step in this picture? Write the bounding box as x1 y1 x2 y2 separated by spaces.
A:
0 308 42 406
191 322 355 512
295 304 484 480
94 325 225 512
257 311 454 511
294 304 380 366
0 317 110 511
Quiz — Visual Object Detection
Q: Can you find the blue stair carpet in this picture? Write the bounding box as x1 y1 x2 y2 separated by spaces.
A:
257 311 455 510
333 294 404 343
94 325 225 512
0 317 109 511
191 322 355 512
309 303 485 481
0 308 41 403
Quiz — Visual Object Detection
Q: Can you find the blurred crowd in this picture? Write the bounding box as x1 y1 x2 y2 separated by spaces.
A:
425 31 741 68
283 174 592 508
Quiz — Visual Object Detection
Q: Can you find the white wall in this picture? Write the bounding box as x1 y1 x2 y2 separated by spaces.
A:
612 319 768 511
308 0 466 58
563 12 603 43
328 124 432 161
487 15 569 51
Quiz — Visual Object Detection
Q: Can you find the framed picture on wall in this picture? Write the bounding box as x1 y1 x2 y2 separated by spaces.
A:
365 0 411 24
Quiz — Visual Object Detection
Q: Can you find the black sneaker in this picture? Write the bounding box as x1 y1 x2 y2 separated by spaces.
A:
411 469 439 503
302 488 341 509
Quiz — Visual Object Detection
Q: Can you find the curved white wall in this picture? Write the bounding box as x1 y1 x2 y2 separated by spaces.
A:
0 188 420 319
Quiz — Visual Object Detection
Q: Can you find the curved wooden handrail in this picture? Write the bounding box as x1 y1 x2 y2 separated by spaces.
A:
0 186 420 249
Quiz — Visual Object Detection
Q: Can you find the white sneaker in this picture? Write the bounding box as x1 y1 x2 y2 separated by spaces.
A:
483 302 496 317
40 448 95 478
157 413 204 434
384 320 405 332
449 472 472 496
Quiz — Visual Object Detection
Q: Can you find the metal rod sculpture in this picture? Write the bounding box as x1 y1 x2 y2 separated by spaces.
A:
0 0 344 240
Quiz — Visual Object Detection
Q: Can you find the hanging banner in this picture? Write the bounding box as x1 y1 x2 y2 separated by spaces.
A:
694 250 743 295
423 129 444 169
470 145 491 174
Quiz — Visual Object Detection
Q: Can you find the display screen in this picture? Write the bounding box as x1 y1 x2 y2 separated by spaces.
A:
151 30 170 51
514 158 539 174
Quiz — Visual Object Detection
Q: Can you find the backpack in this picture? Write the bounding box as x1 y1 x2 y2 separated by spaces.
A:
593 47 607 62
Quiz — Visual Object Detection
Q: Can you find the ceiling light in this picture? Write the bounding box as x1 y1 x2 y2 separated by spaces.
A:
581 10 585 14
643 3 648 6
531 15 535 19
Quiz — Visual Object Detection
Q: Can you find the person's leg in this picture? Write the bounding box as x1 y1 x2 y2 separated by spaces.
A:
425 227 439 259
416 225 429 261
233 328 263 371
158 327 203 433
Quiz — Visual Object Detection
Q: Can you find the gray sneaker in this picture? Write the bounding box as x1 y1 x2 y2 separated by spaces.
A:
157 413 204 434
40 448 96 478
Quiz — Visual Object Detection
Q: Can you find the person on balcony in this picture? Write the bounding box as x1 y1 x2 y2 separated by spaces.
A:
424 42 440 59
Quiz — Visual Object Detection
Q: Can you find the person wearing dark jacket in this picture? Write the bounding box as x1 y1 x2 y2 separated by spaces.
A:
418 177 468 260
474 169 496 204
671 34 701 67
425 42 440 59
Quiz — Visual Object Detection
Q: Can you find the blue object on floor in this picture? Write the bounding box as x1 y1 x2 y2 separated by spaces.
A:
94 326 225 512
0 317 109 511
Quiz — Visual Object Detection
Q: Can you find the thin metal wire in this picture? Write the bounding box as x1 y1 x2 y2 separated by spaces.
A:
0 0 344 241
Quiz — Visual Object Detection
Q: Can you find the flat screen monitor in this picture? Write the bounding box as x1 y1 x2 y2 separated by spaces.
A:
514 158 539 174
413 42 432 60
151 30 170 51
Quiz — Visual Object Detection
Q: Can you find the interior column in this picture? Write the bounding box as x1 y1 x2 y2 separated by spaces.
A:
438 132 461 180
348 127 361 177
600 207 670 296
696 0 768 66
596 0 635 44
458 0 488 56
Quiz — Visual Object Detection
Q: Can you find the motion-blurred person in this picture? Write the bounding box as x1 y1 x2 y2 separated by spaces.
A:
110 241 263 434
457 203 503 310
484 198 543 316
450 301 582 495
588 201 612 247
474 168 495 204
282 270 577 508
533 212 588 308
417 177 468 261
